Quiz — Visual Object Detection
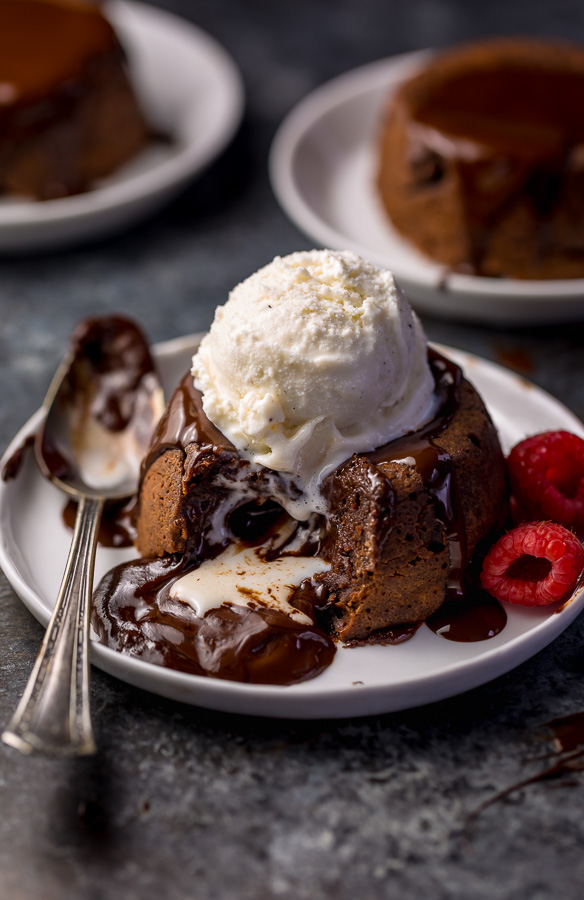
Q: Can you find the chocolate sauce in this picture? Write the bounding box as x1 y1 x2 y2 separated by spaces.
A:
38 315 160 486
141 370 232 476
92 555 335 685
368 351 468 602
426 590 507 642
405 44 584 274
63 497 137 549
0 0 117 138
1 435 34 482
414 65 584 158
65 315 161 434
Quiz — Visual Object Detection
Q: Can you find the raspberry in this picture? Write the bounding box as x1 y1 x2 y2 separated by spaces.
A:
480 522 584 606
508 431 584 530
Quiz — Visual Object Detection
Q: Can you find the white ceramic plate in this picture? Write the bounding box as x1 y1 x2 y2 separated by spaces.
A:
0 1 244 252
269 52 584 325
1 334 584 719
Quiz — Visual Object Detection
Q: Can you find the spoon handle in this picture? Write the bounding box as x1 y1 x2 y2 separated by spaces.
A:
2 495 104 756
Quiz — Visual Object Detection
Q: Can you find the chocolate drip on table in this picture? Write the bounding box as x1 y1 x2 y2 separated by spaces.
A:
466 710 584 828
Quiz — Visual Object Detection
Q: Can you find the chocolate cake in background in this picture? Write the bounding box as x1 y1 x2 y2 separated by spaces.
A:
0 0 148 200
377 38 584 279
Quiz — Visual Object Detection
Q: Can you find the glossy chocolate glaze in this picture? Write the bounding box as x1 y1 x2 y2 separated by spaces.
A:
93 349 508 684
414 66 584 158
63 496 137 548
405 45 584 273
92 553 336 685
66 315 160 433
141 370 233 475
0 0 117 135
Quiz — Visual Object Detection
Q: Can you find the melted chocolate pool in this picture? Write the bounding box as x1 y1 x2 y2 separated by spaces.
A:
92 554 335 685
63 497 137 549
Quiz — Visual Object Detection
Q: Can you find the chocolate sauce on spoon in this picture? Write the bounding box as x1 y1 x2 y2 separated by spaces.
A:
3 315 164 756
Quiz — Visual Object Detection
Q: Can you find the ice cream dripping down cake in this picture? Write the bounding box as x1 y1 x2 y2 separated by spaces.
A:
92 250 509 684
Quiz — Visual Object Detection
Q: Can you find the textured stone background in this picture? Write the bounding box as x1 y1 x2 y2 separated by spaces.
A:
2 1 584 897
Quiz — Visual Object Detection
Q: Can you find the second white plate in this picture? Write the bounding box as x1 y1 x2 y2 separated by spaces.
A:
269 53 584 325
1 335 584 719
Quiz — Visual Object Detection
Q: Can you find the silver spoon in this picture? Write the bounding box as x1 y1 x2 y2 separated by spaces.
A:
2 316 164 757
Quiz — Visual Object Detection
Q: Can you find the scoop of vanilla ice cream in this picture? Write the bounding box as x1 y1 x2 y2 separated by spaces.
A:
192 249 436 517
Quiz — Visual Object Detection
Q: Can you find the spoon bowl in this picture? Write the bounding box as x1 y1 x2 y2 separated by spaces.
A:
2 315 164 756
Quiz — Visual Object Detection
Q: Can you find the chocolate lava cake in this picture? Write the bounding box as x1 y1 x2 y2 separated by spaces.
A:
377 38 584 279
133 351 508 644
0 0 148 200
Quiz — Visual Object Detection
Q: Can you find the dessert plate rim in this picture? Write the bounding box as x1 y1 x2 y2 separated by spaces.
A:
269 51 584 325
0 0 244 252
1 333 584 720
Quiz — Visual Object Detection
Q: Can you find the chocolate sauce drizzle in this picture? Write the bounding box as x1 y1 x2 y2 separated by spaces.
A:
1 435 34 482
63 497 137 549
369 351 466 596
366 351 506 643
405 45 584 275
92 349 508 684
467 711 584 829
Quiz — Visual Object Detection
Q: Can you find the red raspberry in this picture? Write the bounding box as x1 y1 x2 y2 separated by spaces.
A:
480 522 584 606
508 431 584 530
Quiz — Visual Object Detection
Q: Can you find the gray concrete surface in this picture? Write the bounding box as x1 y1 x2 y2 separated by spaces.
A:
2 1 584 897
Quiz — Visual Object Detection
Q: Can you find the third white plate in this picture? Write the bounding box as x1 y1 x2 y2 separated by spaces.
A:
269 53 584 325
